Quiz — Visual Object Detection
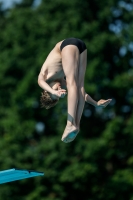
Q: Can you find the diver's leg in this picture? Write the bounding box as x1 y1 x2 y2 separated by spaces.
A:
61 45 79 143
64 49 87 143
76 49 87 129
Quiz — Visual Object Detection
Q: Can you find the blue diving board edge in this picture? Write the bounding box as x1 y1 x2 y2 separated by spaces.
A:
0 168 44 184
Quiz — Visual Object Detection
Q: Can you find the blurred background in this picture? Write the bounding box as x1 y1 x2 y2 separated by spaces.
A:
0 0 133 199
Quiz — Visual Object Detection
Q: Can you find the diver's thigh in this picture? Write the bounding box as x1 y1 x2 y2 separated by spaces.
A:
78 49 87 85
61 45 80 82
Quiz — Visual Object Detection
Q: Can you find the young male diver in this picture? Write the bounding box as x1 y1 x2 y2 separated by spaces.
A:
38 38 112 143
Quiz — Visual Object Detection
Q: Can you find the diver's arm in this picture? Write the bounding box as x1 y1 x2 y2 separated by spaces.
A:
85 93 112 108
38 72 54 94
38 72 66 99
85 93 97 107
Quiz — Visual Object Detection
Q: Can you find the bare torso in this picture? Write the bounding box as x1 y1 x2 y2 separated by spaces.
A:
40 40 65 83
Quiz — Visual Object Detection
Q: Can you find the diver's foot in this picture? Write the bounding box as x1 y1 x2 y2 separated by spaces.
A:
61 125 79 143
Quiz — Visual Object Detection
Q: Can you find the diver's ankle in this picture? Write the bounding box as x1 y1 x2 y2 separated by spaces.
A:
67 121 76 127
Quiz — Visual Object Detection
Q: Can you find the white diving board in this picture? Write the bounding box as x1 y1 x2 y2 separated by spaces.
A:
0 168 44 184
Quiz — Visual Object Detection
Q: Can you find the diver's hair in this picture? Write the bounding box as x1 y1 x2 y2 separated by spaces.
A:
40 91 59 109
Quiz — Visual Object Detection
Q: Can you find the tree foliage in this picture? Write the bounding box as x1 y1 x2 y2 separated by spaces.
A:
0 0 133 199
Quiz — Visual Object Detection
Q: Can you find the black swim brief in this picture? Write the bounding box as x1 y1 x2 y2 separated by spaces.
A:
60 38 87 54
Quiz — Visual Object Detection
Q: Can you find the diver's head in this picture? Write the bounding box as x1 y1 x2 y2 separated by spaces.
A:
40 81 61 109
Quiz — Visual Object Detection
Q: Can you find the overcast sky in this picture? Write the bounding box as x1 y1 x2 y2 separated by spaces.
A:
0 0 21 9
0 0 41 9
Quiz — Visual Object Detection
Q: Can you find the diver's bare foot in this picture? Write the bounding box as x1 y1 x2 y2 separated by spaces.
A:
61 125 79 143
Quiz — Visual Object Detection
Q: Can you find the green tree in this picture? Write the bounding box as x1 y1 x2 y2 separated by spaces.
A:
0 0 133 199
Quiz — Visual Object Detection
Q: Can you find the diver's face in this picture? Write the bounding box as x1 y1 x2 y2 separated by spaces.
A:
48 81 67 100
48 82 61 100
49 82 61 90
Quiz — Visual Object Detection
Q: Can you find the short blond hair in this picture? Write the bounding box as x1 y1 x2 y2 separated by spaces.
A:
40 91 59 109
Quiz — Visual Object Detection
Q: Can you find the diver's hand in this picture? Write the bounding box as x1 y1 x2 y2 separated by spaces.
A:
52 89 67 99
96 99 112 108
